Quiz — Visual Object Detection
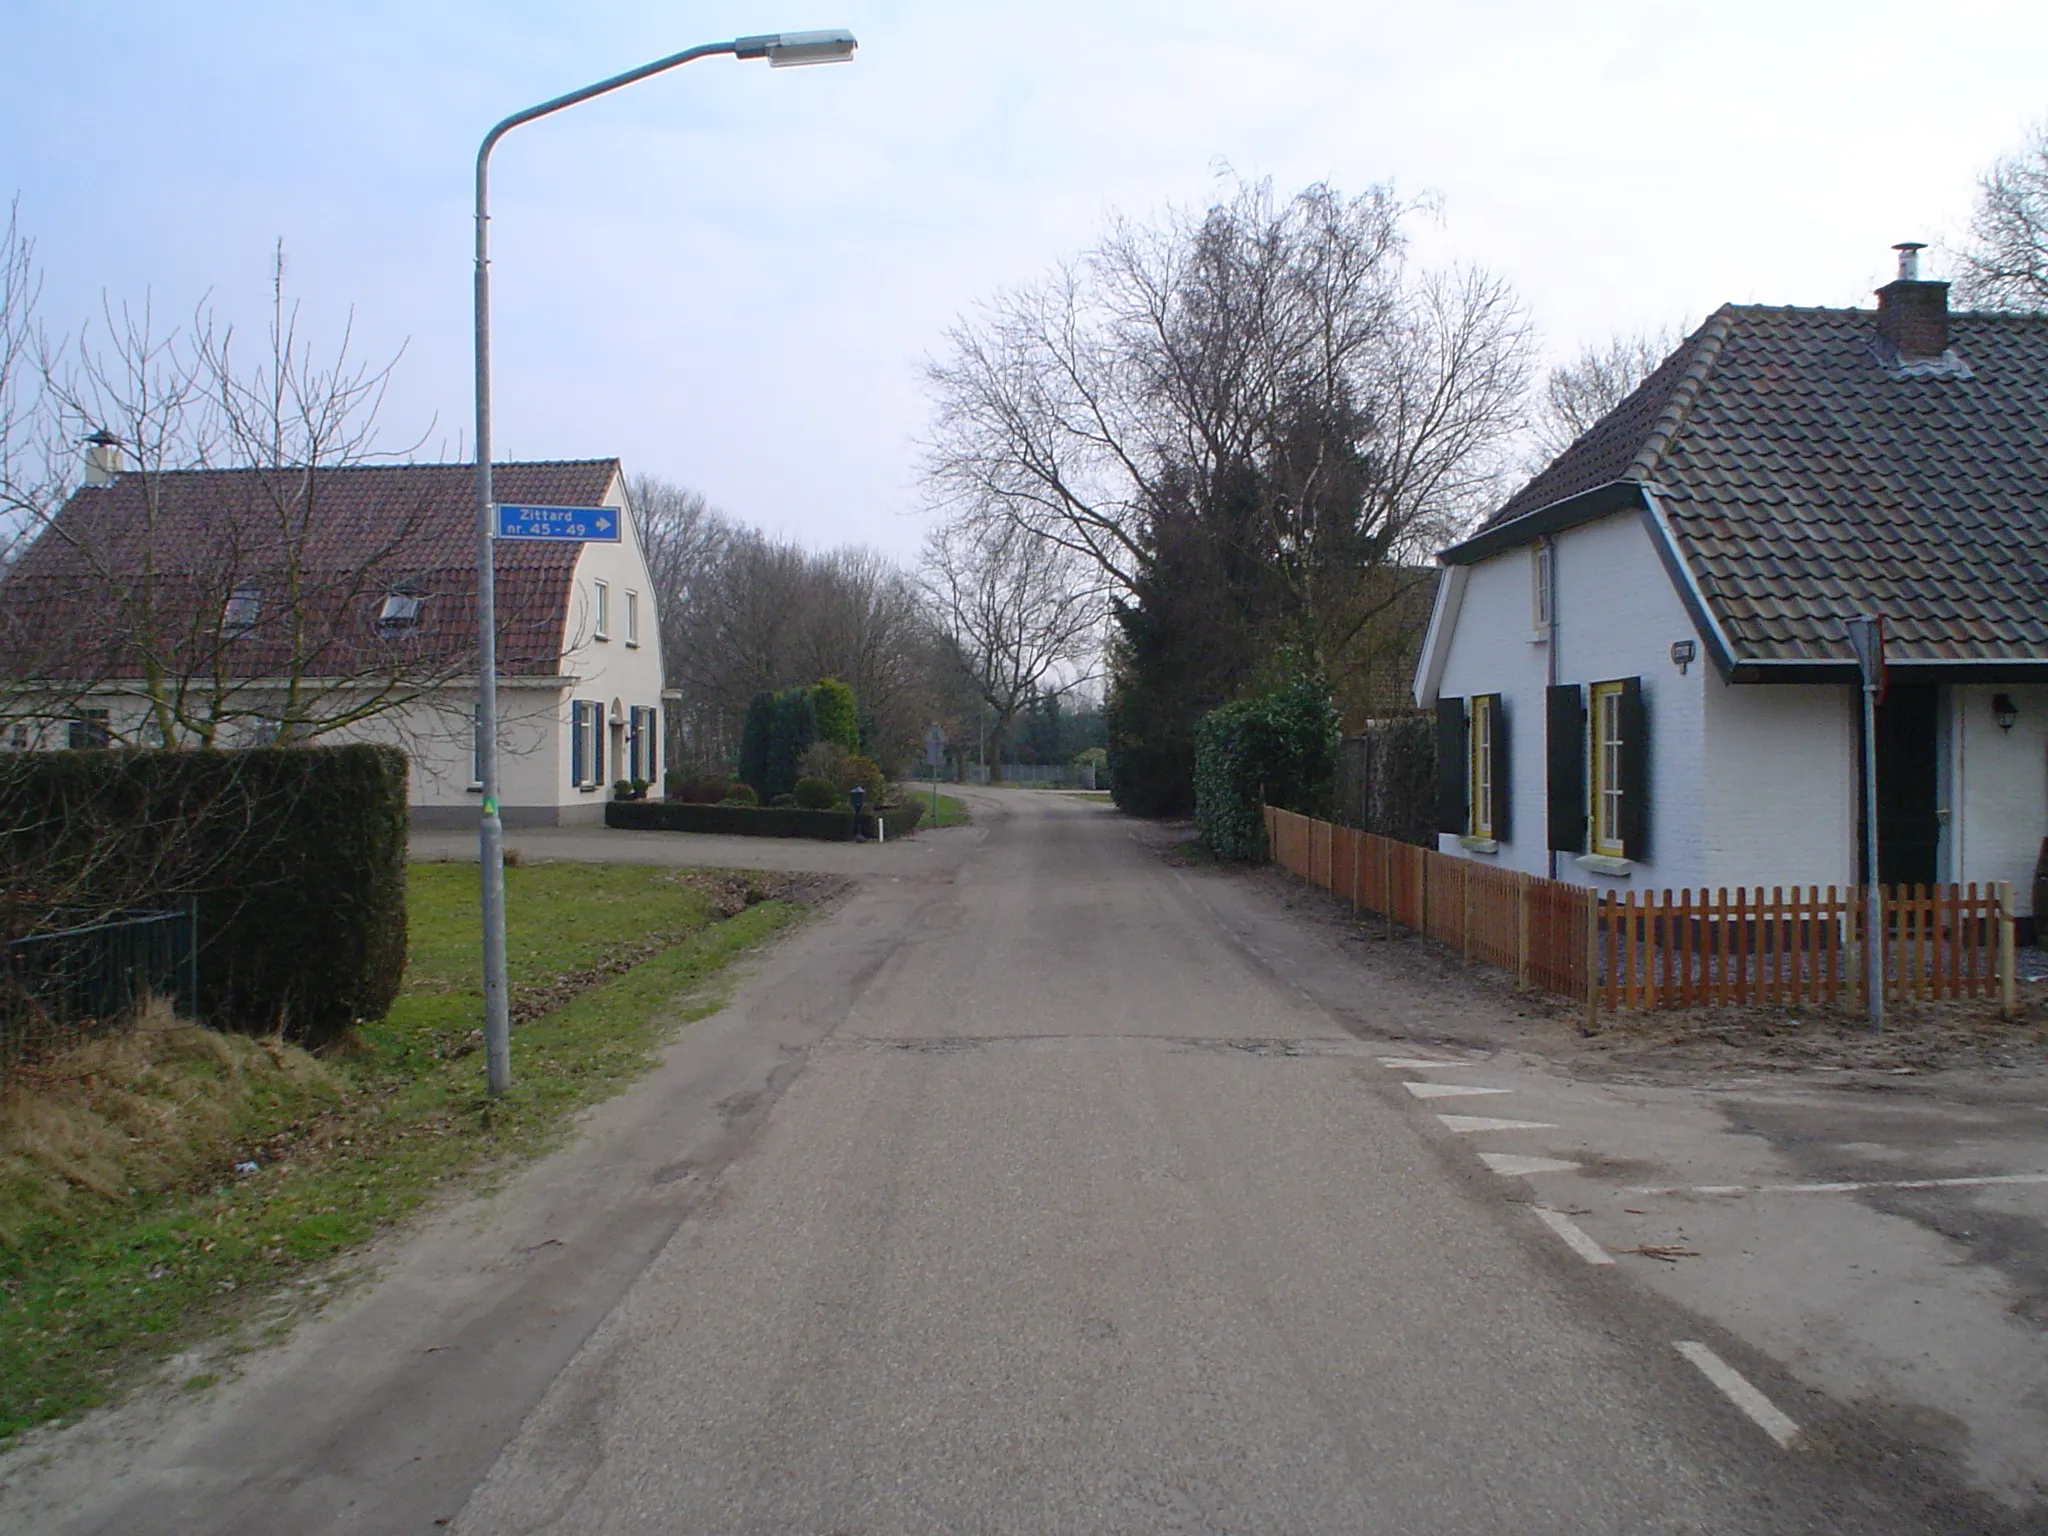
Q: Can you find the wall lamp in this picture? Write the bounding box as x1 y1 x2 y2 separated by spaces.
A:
1669 639 1697 675
1993 692 2018 732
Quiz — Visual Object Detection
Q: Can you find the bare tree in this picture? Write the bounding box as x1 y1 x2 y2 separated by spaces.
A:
1953 119 2048 312
0 238 461 750
923 178 1533 723
921 519 1101 781
1527 327 1677 465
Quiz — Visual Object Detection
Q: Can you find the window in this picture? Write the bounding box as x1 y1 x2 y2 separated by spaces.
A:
593 580 610 641
68 710 111 750
627 705 658 784
471 704 484 788
222 584 261 638
7 723 27 751
1469 695 1496 839
1532 540 1554 634
625 589 640 647
377 586 425 636
1590 680 1626 857
570 699 604 788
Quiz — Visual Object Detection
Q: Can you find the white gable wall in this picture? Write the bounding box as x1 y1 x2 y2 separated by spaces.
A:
1432 508 1708 891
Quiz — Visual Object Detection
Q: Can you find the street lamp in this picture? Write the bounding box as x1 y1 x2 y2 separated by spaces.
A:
473 29 856 1095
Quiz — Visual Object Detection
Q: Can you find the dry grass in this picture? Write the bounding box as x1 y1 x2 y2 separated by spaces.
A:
0 1000 341 1247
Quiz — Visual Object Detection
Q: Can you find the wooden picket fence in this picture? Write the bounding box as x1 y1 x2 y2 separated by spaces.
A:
1263 806 2016 1018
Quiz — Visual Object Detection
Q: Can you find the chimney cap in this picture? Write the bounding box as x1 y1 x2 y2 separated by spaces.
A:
82 428 121 448
1892 241 1928 281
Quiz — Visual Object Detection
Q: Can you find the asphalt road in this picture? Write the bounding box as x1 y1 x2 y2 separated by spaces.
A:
18 791 2010 1533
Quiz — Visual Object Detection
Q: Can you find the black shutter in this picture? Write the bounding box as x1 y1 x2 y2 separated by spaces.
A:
1490 698 1512 843
1546 684 1585 854
1618 675 1649 859
1435 697 1468 836
594 706 606 787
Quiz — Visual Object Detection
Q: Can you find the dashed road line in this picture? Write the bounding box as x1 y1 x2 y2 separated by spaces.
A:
1533 1206 1613 1265
1674 1342 1801 1449
1631 1171 2048 1198
1403 1082 1514 1100
1478 1152 1579 1177
1437 1114 1558 1134
1379 1056 1460 1071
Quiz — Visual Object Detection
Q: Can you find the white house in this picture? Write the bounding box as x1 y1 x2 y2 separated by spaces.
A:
0 455 665 827
1413 248 2048 929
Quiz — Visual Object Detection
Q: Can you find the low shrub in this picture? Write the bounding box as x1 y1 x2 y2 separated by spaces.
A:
769 793 796 808
842 753 887 806
793 776 836 810
666 773 733 805
720 783 758 807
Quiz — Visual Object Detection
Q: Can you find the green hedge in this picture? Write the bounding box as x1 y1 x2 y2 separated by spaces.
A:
0 746 408 1044
606 798 925 841
1192 675 1338 861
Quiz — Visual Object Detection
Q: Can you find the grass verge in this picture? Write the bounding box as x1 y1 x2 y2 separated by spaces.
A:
0 862 812 1442
896 788 970 828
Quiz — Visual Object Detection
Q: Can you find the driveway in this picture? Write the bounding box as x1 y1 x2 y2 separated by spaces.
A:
12 788 2032 1534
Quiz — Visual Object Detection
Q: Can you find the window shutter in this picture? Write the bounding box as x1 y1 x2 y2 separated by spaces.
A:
1435 697 1468 835
571 702 587 786
593 706 605 787
1490 699 1512 843
1618 675 1649 860
1546 684 1586 854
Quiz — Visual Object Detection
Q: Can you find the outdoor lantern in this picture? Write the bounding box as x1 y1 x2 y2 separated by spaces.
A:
1669 639 1697 674
1993 693 2018 732
849 783 866 841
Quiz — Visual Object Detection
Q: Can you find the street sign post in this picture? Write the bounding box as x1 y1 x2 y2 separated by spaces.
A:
494 504 622 542
1846 614 1886 1031
925 725 945 823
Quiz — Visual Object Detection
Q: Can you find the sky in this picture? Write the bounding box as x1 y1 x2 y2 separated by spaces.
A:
4 1 2046 561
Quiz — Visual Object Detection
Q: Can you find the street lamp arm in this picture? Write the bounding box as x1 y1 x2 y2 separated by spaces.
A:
476 39 737 194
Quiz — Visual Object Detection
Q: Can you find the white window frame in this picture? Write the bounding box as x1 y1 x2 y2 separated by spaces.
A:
1532 540 1554 635
1590 680 1625 857
222 584 261 638
624 589 640 647
593 580 610 641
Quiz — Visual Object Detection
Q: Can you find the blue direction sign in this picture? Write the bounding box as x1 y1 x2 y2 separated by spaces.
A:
493 504 621 542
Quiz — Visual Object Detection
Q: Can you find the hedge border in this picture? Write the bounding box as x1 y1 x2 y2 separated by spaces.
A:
606 799 925 841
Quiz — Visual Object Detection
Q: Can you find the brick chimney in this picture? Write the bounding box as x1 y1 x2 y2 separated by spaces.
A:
1875 241 1949 359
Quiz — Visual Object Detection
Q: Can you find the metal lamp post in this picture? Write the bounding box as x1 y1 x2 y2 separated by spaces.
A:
473 29 856 1095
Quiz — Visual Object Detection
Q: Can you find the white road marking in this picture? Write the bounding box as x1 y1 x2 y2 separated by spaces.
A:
1533 1206 1613 1264
1437 1114 1558 1134
1674 1342 1801 1449
1629 1171 2048 1198
1478 1153 1580 1177
1379 1056 1460 1070
1403 1082 1514 1100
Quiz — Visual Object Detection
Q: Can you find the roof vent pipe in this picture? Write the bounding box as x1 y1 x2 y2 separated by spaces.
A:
82 430 124 486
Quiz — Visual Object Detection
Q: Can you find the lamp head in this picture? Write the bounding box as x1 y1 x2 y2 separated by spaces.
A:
735 29 857 67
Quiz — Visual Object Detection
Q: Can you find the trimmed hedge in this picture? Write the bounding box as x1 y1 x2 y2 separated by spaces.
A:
0 746 408 1044
606 798 925 841
1193 675 1338 861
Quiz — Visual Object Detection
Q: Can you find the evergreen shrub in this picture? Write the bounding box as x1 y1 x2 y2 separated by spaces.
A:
765 688 818 802
810 677 860 754
793 776 836 810
0 746 408 1044
1192 674 1338 861
738 692 774 794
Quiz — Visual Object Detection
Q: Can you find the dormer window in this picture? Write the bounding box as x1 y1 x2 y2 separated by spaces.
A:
222 584 261 638
377 585 426 636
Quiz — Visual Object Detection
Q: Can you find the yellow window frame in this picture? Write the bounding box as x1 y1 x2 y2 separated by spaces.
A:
1468 694 1496 838
1589 680 1625 856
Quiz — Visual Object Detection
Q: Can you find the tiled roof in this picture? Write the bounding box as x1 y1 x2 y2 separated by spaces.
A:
1 460 618 681
1472 305 2048 666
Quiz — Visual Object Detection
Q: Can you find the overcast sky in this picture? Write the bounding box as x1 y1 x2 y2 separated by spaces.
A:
5 1 2045 559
